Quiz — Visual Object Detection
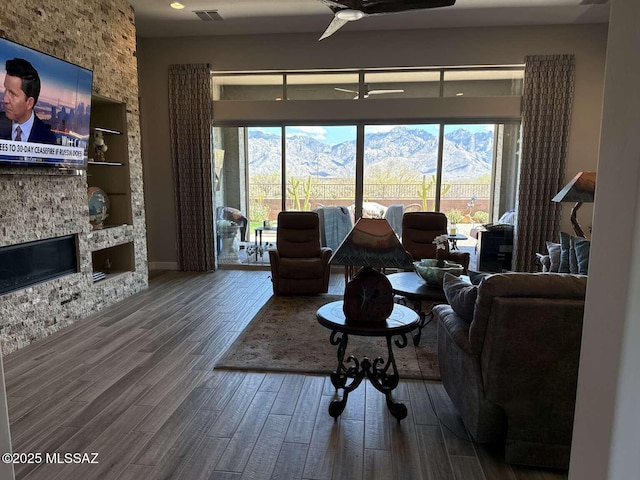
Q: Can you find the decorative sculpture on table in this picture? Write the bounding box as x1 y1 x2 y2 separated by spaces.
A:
93 130 108 162
412 234 463 285
552 171 596 238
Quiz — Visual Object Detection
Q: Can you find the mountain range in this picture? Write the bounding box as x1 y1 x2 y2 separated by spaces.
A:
247 126 494 181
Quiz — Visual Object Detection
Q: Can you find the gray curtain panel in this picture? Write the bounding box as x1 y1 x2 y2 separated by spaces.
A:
168 64 215 271
513 54 575 272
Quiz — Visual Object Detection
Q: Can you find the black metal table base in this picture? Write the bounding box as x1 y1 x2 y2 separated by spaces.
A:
327 330 409 421
412 310 434 346
396 296 433 346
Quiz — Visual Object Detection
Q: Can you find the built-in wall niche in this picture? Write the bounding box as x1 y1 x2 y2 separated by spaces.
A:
91 242 134 282
88 95 132 227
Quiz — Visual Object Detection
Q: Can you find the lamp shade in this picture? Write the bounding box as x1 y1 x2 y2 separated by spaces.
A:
552 171 596 203
330 218 413 324
329 218 414 269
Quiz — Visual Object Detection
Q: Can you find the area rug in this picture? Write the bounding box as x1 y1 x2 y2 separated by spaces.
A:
215 294 440 380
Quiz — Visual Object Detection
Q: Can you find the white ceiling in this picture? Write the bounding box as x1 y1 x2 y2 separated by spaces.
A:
129 0 610 38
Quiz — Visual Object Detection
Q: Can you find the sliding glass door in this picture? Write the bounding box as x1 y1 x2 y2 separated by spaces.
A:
247 127 282 238
363 124 439 218
284 126 356 212
245 125 357 237
242 122 517 228
440 124 495 229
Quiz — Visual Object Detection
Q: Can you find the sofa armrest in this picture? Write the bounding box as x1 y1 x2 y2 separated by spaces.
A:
432 304 473 354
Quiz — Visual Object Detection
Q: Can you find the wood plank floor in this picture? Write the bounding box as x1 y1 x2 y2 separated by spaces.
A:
4 269 567 480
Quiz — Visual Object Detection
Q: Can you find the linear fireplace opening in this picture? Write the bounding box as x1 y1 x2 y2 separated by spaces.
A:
0 235 79 295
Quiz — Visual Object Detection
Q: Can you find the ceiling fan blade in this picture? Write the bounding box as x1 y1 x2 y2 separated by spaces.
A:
318 0 353 10
319 16 350 40
319 0 456 15
335 87 358 94
359 0 456 15
368 89 405 95
317 0 456 40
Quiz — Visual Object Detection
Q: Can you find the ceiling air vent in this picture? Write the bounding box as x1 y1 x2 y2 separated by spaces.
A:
194 10 224 21
579 0 608 5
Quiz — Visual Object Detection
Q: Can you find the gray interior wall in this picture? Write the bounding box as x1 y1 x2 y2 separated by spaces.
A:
570 0 640 477
138 24 607 268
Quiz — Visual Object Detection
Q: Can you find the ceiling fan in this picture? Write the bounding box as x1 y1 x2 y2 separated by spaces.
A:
335 85 405 99
318 0 457 40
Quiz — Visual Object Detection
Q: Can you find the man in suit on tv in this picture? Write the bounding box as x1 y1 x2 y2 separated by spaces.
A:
0 58 58 145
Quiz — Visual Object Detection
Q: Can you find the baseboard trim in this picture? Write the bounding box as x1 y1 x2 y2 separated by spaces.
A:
149 261 179 271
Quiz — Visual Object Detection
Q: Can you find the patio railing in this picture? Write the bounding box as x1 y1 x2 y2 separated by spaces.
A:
249 183 490 200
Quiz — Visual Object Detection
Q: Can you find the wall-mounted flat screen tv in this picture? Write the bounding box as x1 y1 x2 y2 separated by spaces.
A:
0 37 93 169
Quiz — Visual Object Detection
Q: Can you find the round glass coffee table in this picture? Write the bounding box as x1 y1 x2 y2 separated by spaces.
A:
316 300 419 421
387 272 448 346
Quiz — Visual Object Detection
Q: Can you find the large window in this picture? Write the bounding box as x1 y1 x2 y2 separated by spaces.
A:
440 124 496 226
244 125 357 234
239 122 517 227
247 127 282 234
212 65 523 260
212 66 524 102
363 124 439 217
284 126 356 211
361 122 518 229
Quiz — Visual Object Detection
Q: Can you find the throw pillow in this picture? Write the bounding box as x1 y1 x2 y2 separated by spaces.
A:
467 269 492 285
573 237 591 275
546 241 561 272
443 273 478 323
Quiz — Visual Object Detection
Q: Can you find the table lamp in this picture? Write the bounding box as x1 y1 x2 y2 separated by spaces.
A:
329 218 414 323
552 171 596 238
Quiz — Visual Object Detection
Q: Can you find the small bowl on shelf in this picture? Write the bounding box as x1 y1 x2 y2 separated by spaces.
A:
413 259 464 286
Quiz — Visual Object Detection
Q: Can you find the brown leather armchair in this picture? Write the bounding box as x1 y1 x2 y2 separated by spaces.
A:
268 211 332 295
401 212 470 271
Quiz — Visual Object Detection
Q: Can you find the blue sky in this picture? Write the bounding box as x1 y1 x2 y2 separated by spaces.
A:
252 124 495 146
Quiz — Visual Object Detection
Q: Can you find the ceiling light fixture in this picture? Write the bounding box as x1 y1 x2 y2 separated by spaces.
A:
335 9 366 21
456 92 464 96
170 2 185 9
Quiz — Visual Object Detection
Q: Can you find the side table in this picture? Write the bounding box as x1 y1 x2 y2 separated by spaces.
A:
387 271 447 345
254 226 277 260
316 301 419 421
447 233 468 250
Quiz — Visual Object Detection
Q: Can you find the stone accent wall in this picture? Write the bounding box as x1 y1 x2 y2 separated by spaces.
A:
0 0 148 355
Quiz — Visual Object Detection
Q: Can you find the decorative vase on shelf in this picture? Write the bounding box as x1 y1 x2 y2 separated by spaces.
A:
88 186 110 229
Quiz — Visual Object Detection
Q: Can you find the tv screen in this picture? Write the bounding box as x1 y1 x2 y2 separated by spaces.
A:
0 37 93 169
